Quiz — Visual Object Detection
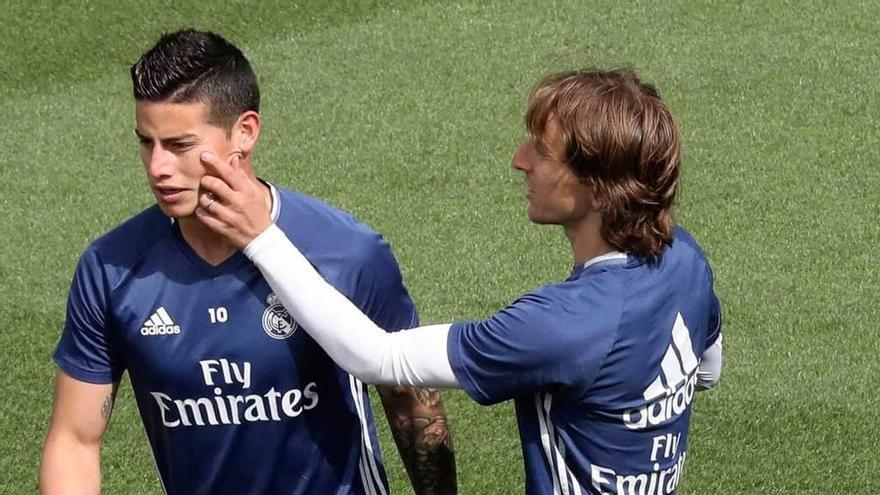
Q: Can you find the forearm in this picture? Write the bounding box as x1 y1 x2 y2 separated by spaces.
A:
244 224 458 387
379 386 457 494
40 433 101 495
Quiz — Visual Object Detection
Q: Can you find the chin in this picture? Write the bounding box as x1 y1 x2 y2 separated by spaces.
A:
156 201 197 219
527 209 551 225
527 207 567 226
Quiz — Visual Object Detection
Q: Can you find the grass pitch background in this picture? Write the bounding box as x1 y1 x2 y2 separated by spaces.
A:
1 0 878 493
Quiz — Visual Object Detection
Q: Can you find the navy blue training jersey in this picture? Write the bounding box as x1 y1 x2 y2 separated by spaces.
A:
448 227 721 495
54 185 417 495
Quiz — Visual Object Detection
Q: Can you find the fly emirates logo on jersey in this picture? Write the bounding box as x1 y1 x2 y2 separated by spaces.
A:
150 358 319 428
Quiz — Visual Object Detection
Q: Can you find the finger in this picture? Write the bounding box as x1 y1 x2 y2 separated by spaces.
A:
197 191 233 224
198 191 217 211
228 151 250 184
195 203 229 232
197 192 227 221
201 151 239 190
200 175 235 202
229 150 242 171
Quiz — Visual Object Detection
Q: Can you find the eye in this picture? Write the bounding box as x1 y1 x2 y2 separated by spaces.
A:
169 142 195 153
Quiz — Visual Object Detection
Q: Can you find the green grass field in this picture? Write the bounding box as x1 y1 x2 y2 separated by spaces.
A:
1 0 878 493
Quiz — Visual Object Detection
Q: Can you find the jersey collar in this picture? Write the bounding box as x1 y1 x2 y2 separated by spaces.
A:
582 251 628 269
569 251 628 279
263 179 281 222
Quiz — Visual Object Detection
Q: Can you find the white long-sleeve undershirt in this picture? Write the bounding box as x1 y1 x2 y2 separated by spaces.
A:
697 334 723 390
243 224 459 388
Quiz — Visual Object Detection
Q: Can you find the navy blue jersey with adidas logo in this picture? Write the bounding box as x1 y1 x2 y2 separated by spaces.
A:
54 185 417 495
448 227 721 495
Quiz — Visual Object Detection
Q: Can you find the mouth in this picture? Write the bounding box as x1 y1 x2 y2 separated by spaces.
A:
153 186 189 203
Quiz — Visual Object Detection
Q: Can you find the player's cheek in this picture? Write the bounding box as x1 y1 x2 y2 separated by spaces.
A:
183 150 211 183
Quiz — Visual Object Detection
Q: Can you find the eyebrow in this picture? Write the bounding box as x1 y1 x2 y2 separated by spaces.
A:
133 130 200 142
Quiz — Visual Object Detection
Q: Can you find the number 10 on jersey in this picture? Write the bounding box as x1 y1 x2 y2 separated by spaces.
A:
208 307 228 324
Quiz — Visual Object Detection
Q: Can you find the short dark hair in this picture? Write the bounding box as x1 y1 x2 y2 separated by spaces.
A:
131 29 260 130
526 69 681 257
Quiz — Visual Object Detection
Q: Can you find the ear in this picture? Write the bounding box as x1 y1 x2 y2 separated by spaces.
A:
586 180 604 211
233 110 261 155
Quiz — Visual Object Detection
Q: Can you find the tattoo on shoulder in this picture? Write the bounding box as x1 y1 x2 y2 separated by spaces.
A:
101 393 114 420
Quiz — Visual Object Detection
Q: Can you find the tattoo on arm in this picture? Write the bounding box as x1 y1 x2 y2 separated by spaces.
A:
100 392 115 421
379 386 456 494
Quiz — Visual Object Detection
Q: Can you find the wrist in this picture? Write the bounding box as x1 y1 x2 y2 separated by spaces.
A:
242 223 284 260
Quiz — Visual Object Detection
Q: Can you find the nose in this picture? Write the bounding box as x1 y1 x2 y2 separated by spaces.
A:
511 140 532 172
144 145 174 180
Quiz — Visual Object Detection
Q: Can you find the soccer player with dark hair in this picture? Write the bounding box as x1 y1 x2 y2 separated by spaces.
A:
199 68 723 494
40 29 456 494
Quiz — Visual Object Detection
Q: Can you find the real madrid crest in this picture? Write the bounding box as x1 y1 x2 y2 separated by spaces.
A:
262 293 298 340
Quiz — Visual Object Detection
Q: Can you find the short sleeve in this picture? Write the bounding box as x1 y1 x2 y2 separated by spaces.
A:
53 247 124 384
705 290 722 348
347 238 419 333
447 287 619 405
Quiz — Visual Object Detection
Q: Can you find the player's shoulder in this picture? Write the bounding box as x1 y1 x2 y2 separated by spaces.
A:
273 186 390 262
87 205 173 262
517 266 626 330
69 206 173 294
82 205 173 269
669 225 710 260
624 225 713 273
663 225 715 277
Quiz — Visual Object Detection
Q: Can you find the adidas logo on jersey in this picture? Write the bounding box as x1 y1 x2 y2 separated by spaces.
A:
623 313 698 430
140 307 182 336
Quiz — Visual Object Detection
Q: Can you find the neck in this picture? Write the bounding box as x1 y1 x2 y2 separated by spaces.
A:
178 216 240 266
564 213 615 267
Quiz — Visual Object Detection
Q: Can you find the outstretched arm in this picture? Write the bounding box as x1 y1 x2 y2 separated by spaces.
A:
245 223 459 387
